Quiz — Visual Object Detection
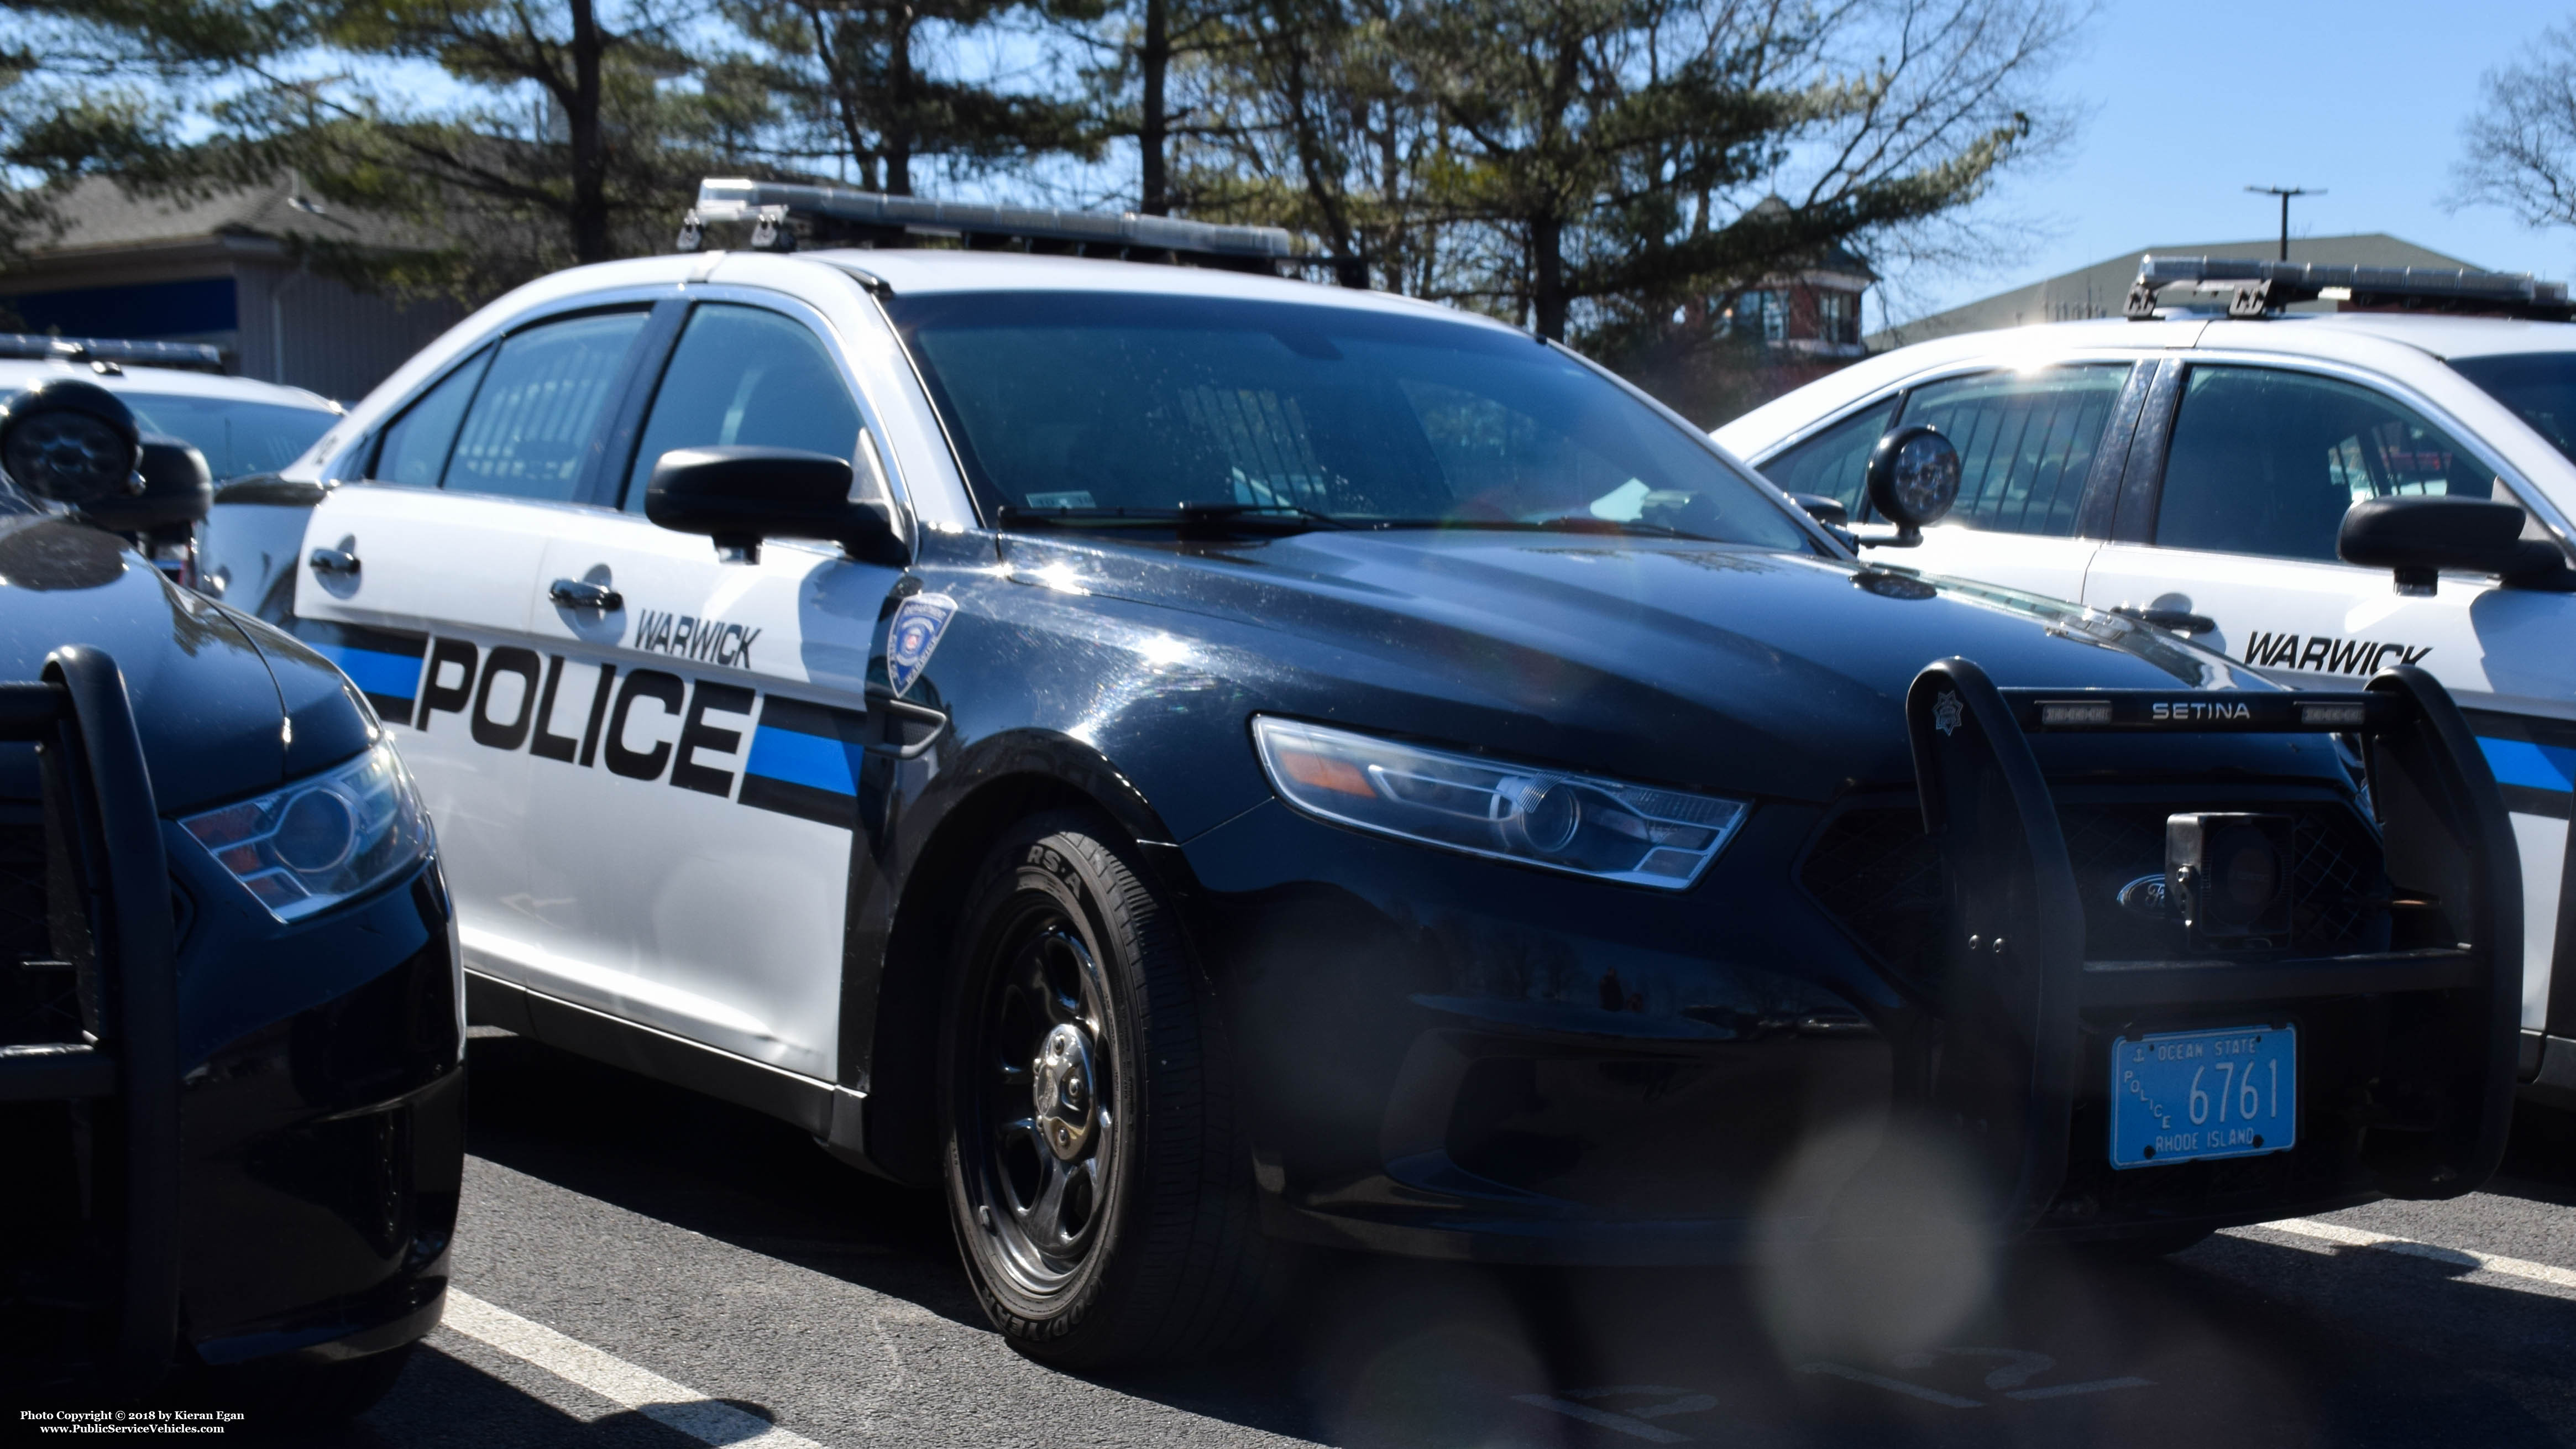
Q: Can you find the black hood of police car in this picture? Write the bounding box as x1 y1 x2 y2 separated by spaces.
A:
0 516 373 815
984 525 2334 802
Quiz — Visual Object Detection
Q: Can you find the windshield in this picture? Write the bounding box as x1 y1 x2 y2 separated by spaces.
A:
119 391 339 480
886 291 1812 548
2448 351 2576 463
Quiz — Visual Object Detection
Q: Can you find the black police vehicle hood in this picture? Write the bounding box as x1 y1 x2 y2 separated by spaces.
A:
1010 529 2274 803
0 517 372 814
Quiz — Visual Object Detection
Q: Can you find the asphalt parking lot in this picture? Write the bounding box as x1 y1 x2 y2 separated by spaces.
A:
266 1031 2576 1448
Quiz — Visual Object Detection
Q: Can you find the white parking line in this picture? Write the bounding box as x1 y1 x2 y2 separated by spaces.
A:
441 1289 825 1448
2253 1218 2576 1296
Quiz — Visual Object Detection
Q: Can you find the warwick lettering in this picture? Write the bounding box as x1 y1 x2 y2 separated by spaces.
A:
2241 630 2430 676
633 608 760 668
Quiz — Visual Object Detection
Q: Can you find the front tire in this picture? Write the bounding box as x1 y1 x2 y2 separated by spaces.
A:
939 812 1277 1367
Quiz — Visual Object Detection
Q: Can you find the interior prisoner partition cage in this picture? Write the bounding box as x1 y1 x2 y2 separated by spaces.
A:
1892 660 2518 1237
0 647 178 1396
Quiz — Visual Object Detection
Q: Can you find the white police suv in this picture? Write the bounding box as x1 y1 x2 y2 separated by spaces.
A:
1716 256 2576 1107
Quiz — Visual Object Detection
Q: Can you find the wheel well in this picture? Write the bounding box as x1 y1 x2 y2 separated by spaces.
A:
865 773 1135 1185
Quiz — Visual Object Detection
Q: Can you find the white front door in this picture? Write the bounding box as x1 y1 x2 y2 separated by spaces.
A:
2081 362 2576 1032
510 298 906 1079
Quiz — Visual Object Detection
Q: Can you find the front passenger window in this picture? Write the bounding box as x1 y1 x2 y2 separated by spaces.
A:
2156 366 2495 563
443 310 648 503
1899 364 2129 536
624 305 865 511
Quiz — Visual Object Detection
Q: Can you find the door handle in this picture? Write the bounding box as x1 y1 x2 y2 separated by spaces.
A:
2112 605 2217 636
548 578 624 611
307 546 359 576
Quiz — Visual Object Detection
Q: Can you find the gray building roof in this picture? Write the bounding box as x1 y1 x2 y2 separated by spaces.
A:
27 174 430 257
1871 233 2484 348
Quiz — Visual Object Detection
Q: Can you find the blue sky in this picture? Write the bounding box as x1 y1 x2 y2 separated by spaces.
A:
1879 0 2576 326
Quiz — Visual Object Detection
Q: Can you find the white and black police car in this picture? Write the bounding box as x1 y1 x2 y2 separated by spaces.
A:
0 378 460 1414
203 188 2523 1366
1718 255 2576 1116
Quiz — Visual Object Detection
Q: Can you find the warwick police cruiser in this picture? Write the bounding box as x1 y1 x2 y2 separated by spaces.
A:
1719 255 2576 1118
204 189 2525 1367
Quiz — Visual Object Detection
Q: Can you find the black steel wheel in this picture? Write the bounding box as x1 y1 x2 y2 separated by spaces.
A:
940 810 1280 1366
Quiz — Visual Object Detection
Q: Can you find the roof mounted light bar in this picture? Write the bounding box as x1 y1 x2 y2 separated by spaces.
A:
2126 255 2575 322
676 178 1299 276
0 333 227 373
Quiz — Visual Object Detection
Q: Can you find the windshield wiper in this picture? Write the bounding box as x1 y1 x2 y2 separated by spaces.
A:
1438 515 1721 543
995 502 1356 536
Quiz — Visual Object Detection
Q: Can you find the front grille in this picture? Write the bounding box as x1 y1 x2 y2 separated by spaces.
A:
1799 797 2390 975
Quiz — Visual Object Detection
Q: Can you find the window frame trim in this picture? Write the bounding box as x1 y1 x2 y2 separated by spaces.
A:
2117 349 2563 563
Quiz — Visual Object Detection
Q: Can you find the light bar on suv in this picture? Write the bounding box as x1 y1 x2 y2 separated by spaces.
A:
677 178 1298 275
0 333 227 373
2125 255 2575 322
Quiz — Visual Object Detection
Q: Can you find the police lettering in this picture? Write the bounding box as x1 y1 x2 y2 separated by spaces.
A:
421 641 750 797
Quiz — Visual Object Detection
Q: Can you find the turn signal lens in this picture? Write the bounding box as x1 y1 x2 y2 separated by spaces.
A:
181 740 434 921
1251 716 1748 889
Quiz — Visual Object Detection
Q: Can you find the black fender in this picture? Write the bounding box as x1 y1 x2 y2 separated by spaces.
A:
838 724 1211 1185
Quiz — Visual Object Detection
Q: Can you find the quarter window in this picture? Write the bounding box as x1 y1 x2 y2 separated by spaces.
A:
442 310 648 503
1899 364 2130 537
2156 366 2495 563
370 349 491 488
623 304 864 511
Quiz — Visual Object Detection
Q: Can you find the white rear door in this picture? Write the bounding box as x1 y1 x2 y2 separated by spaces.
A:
292 305 661 988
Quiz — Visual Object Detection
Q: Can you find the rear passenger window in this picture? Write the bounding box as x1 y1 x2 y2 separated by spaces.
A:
2156 365 2496 563
371 349 490 487
443 310 648 503
1758 398 1897 514
623 304 863 511
1899 364 2130 536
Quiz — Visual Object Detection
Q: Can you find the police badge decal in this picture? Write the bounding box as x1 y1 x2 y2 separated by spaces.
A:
1933 690 1965 736
887 592 959 696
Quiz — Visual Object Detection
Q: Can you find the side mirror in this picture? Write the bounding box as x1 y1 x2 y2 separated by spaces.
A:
645 445 909 567
0 378 143 509
1862 425 1960 546
1787 491 1850 528
82 435 213 537
2337 496 2540 594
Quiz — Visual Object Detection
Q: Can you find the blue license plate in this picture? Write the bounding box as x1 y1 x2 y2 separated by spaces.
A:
2110 1025 2296 1168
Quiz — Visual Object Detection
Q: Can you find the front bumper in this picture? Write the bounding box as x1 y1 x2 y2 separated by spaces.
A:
1167 668 2519 1265
3 851 462 1391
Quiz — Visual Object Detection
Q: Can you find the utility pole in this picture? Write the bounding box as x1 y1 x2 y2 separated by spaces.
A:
2245 185 2324 261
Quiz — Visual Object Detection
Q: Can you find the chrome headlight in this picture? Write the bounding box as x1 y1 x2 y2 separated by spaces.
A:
180 740 434 921
1251 716 1748 889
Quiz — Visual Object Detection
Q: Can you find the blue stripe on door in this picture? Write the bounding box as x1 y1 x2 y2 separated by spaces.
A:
312 644 425 704
744 725 859 797
2479 736 2576 795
